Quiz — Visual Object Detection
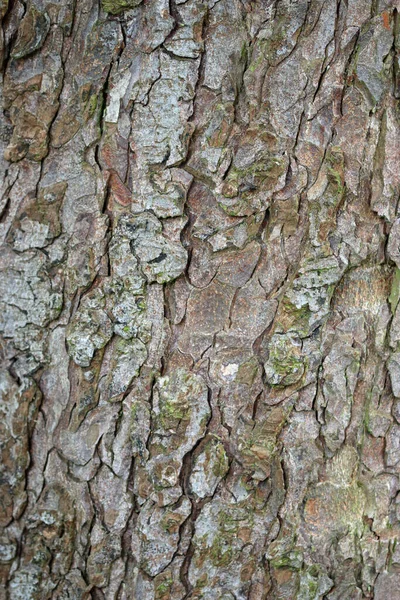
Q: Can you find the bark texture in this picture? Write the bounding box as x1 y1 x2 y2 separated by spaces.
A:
1 0 400 598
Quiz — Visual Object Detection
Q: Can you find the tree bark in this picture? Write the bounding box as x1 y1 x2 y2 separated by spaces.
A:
1 0 400 598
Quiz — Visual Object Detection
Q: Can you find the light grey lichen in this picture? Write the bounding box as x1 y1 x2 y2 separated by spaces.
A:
264 333 305 387
189 438 229 498
116 212 187 284
66 289 113 368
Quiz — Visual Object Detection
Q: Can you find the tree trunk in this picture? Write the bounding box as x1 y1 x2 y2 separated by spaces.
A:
1 0 400 598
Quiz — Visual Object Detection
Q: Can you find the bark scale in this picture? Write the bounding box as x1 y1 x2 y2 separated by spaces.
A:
1 0 400 598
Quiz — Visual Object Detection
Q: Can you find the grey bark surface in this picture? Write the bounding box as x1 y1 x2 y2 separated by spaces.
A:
1 0 400 598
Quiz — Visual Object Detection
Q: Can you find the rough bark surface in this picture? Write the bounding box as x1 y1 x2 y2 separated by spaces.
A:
1 0 400 598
